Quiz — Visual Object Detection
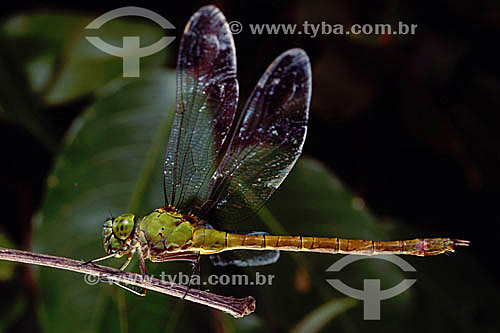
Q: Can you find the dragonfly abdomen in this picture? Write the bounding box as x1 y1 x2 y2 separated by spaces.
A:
224 234 378 254
199 232 469 257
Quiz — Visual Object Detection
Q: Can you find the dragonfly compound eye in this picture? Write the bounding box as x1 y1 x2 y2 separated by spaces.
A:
102 219 113 238
112 214 136 240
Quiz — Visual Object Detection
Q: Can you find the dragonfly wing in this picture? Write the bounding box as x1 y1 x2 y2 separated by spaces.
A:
209 232 280 267
210 250 280 267
164 5 238 213
201 49 312 225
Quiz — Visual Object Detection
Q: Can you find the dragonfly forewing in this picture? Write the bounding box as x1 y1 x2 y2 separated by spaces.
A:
164 5 239 214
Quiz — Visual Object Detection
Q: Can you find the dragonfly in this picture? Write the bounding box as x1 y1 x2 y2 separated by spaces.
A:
89 5 468 295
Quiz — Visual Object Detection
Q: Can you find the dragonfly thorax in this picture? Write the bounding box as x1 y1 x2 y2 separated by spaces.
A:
138 207 198 255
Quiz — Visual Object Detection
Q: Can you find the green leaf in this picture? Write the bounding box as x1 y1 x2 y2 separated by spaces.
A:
291 297 358 333
33 70 176 332
2 12 170 104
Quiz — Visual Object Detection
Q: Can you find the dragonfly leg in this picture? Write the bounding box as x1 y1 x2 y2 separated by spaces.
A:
149 251 199 263
111 250 147 296
183 254 201 300
149 251 201 299
78 253 116 266
134 247 148 296
112 281 147 296
119 252 134 270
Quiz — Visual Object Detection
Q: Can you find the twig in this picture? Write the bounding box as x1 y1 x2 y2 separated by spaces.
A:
0 247 255 318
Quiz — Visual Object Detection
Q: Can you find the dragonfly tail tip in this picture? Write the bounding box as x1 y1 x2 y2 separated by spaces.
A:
452 239 470 247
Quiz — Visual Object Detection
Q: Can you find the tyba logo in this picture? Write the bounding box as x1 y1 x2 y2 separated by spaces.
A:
326 254 417 320
85 6 176 77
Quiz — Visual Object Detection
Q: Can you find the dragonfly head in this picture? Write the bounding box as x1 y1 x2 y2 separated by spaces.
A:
102 213 137 256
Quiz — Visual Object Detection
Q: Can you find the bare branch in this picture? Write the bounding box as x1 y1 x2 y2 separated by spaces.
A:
0 247 255 318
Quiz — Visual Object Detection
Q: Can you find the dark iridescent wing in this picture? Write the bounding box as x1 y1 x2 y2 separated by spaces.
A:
200 49 312 225
209 232 280 267
164 6 238 213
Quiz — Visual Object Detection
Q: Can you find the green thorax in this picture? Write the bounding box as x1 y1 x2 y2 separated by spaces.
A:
137 206 226 256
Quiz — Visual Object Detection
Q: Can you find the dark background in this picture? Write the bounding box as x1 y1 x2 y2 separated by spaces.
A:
1 0 498 332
